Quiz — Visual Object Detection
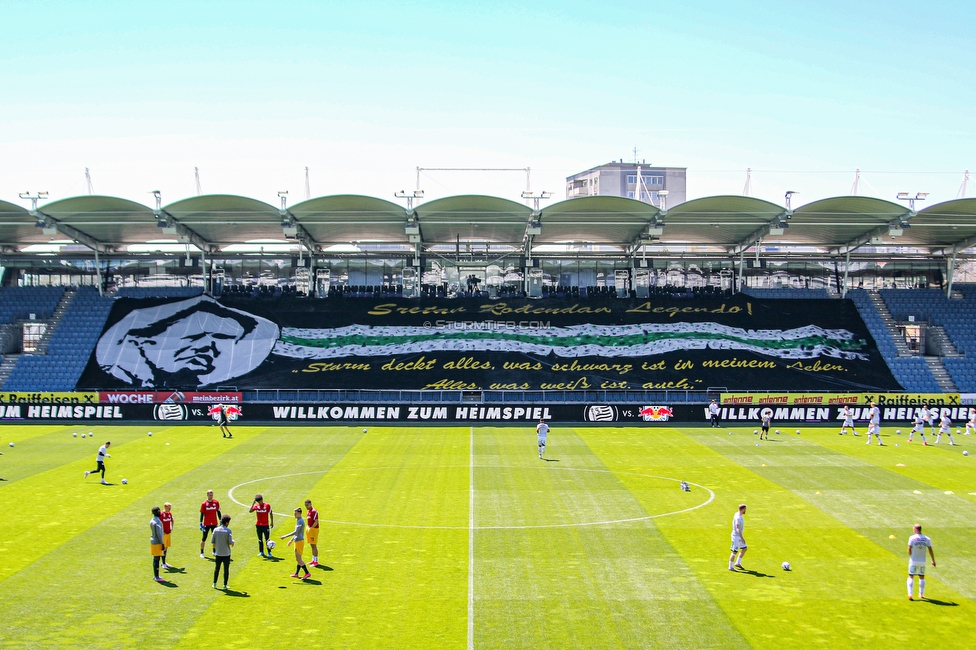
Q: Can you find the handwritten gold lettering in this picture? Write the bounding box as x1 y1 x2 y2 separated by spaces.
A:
423 379 479 390
785 360 847 373
302 361 371 373
539 377 591 390
503 361 543 371
550 360 632 374
640 360 667 371
381 356 437 371
442 357 493 370
702 358 776 369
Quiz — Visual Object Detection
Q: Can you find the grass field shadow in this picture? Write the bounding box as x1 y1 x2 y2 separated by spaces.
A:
223 588 250 597
156 580 178 588
542 458 560 462
264 555 284 562
164 566 186 574
298 578 322 585
923 598 958 606
735 568 775 578
314 564 334 571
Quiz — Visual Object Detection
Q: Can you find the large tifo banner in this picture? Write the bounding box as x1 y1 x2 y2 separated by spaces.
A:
77 295 903 392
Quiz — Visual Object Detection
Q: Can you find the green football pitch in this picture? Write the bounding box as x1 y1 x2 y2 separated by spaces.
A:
0 424 974 649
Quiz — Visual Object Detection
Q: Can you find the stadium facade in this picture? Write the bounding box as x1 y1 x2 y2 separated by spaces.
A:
3 191 976 421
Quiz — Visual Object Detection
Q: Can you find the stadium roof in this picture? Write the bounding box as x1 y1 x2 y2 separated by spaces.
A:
2 193 976 258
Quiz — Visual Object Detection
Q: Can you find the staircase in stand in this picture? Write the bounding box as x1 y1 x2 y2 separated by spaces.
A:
924 357 958 392
32 288 76 355
928 325 963 357
0 354 19 389
868 292 913 356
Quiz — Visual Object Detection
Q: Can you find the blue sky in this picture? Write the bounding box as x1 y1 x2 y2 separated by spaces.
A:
1 0 973 208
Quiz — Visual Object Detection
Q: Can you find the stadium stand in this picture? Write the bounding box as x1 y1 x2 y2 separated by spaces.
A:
879 286 976 391
741 288 832 300
847 289 942 392
0 286 65 324
3 287 115 391
115 286 203 299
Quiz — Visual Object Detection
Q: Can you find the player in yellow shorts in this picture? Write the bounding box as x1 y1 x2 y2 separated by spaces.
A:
150 506 166 583
304 499 321 566
281 507 311 580
159 502 174 569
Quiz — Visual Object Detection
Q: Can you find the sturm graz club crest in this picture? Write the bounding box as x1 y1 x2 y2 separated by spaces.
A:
585 405 618 422
154 404 188 421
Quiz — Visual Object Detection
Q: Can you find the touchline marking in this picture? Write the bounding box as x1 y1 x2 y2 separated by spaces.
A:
468 426 475 650
227 467 715 530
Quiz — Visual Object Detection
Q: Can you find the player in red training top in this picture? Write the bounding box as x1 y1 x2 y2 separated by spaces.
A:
305 498 321 567
250 494 275 557
159 502 175 569
199 489 221 559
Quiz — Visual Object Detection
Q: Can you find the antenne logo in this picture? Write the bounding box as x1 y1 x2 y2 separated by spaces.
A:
638 406 674 422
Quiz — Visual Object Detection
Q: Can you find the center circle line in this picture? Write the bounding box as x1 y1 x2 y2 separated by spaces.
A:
228 466 715 530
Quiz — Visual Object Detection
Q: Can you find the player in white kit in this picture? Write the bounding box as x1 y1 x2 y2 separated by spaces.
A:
839 405 858 436
728 504 747 571
908 410 928 445
536 419 549 459
965 408 976 436
936 414 957 445
921 404 938 436
866 402 883 446
907 524 936 600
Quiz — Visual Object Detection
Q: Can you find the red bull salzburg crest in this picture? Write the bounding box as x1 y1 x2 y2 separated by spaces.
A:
639 406 674 422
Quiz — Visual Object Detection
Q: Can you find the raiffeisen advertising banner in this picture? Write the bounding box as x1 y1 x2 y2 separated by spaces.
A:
721 392 961 407
77 295 902 392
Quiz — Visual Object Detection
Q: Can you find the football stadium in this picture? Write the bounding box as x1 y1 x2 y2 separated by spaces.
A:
1 192 975 648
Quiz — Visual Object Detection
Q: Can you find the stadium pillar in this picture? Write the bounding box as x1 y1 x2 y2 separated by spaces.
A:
202 248 209 296
736 250 745 293
946 251 957 297
94 249 103 297
841 249 850 298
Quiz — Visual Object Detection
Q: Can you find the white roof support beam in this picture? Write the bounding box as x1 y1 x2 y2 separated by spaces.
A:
730 211 789 255
156 210 218 253
33 210 110 252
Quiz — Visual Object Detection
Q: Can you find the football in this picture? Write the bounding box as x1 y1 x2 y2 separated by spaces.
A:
267 540 276 550
753 430 758 434
8 442 14 447
775 429 781 434
362 428 368 433
72 433 77 437
782 561 791 571
148 432 152 436
964 450 970 456
896 429 902 434
755 443 760 447
121 478 128 484
81 434 86 439
795 430 801 435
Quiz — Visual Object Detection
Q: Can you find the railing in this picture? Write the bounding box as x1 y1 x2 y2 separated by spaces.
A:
243 389 713 404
